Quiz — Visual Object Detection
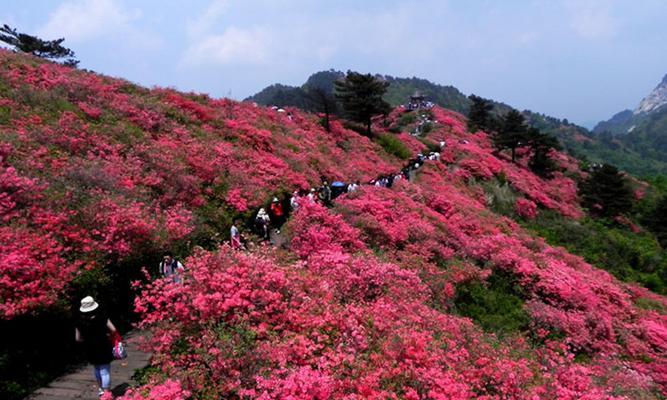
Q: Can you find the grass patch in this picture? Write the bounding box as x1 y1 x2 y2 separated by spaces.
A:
453 270 530 337
524 210 667 294
375 133 411 160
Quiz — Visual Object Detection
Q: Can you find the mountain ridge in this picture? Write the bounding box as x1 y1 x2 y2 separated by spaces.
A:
249 70 667 176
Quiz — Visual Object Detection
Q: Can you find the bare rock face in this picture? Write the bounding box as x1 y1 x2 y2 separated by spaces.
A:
635 74 667 115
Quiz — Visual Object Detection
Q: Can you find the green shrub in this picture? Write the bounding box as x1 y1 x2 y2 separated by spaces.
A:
453 270 530 337
524 210 667 294
375 133 412 160
398 112 417 127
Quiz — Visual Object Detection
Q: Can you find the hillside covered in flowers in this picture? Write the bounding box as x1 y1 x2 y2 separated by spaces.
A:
2 49 667 399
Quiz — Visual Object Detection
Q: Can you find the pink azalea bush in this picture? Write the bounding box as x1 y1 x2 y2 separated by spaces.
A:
515 198 538 219
1 50 666 398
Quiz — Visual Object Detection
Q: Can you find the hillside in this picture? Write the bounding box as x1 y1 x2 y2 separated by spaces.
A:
248 70 664 175
591 74 667 175
2 50 667 399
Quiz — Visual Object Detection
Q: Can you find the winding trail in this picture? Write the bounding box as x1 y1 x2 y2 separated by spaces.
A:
27 135 437 399
27 331 150 400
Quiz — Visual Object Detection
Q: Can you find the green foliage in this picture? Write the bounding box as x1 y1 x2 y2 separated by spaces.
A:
579 164 634 218
493 110 530 162
375 133 412 160
398 112 417 127
524 210 667 293
453 270 530 337
0 105 10 125
334 71 391 136
467 94 494 133
381 76 470 113
419 138 442 154
527 127 561 178
634 297 666 314
132 365 164 386
481 180 518 216
421 122 433 134
642 195 667 248
305 86 337 132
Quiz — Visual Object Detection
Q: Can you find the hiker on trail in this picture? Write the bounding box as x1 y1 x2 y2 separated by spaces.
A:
269 197 285 233
290 191 300 211
347 181 360 193
75 296 118 397
319 180 332 207
307 188 317 204
230 219 244 250
160 251 185 283
386 175 395 188
255 208 271 241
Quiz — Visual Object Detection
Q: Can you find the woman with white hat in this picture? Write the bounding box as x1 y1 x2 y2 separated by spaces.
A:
74 296 119 397
254 208 271 241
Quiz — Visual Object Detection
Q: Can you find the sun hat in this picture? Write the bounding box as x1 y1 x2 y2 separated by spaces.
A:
80 296 99 313
272 197 279 202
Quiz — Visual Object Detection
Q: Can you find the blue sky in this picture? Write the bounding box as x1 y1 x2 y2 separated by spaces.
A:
2 0 667 127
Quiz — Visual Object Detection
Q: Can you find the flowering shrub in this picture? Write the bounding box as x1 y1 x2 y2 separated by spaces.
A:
1 49 666 398
515 198 538 219
114 379 189 400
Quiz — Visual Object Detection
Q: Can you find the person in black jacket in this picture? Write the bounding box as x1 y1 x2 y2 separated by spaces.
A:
75 296 118 397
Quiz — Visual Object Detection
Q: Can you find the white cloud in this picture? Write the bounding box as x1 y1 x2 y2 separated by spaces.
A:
37 0 139 42
565 0 618 40
186 0 230 38
179 0 445 70
182 27 271 67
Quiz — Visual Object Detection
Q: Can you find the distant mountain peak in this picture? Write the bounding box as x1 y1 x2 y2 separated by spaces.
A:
634 73 667 114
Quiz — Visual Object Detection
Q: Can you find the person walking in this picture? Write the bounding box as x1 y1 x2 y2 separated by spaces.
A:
290 191 300 211
75 296 118 397
319 180 332 207
255 208 271 241
230 219 244 250
159 252 185 283
269 197 285 233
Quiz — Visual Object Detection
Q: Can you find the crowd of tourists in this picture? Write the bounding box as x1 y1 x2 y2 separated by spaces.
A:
229 147 445 249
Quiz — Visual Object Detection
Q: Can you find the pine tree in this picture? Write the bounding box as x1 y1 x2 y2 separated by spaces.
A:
306 86 337 132
493 110 529 162
334 71 391 137
527 127 561 178
0 24 79 67
467 94 494 133
579 164 633 218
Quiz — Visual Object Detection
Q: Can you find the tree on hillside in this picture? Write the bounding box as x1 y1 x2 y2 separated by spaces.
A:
0 24 79 67
467 94 494 133
579 164 633 218
527 127 561 178
306 86 338 132
493 110 530 162
334 71 391 137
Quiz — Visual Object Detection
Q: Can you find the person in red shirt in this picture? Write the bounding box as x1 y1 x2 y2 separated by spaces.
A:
269 197 285 233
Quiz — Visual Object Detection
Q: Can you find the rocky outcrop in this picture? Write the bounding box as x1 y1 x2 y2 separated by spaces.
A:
635 74 667 114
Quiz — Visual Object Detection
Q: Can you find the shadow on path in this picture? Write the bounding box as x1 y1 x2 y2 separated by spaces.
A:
27 331 150 400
